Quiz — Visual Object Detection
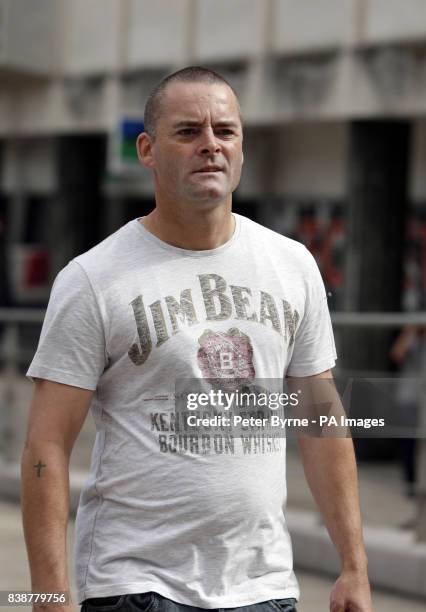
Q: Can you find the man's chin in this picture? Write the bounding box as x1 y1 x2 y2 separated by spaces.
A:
187 188 228 206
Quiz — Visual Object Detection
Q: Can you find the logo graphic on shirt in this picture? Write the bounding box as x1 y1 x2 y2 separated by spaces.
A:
197 328 255 380
128 273 300 368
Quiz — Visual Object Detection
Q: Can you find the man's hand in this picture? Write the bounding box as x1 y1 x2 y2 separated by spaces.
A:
329 568 373 611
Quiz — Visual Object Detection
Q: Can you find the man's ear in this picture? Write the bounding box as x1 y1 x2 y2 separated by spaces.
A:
136 133 155 169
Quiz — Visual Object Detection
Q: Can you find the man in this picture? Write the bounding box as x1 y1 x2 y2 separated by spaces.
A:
22 67 372 612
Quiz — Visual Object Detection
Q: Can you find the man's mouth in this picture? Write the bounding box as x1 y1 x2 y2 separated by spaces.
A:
193 166 223 173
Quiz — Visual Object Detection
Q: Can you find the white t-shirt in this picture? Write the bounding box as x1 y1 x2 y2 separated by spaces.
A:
27 213 337 607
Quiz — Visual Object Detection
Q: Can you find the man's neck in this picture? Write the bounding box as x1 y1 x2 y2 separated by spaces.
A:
140 205 235 251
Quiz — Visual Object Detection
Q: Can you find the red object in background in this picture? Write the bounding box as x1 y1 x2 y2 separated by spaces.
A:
401 208 426 311
290 204 348 310
413 221 426 293
24 250 50 287
321 213 345 290
295 207 322 261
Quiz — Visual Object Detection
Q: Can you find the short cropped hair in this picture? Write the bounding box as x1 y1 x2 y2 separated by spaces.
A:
144 66 241 139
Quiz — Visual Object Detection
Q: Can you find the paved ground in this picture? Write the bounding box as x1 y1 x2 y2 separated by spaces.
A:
285 440 416 529
1 499 425 612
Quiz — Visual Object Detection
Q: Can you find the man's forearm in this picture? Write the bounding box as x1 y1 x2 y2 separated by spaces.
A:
297 436 367 571
21 441 71 593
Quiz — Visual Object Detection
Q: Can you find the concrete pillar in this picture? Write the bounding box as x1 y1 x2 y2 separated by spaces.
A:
343 121 410 370
343 121 411 461
56 135 106 263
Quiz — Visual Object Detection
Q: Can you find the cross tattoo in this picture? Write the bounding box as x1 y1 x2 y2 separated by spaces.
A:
33 460 46 477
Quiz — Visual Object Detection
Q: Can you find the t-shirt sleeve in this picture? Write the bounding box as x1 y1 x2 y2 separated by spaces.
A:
26 260 108 390
286 248 337 377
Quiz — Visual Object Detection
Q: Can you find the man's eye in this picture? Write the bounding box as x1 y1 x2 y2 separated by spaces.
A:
179 128 197 135
216 129 234 136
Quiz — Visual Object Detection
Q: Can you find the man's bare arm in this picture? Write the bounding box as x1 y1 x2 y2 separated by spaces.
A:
21 379 93 610
287 370 373 612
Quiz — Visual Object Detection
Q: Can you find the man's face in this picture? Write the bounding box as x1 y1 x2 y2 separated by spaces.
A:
142 81 244 207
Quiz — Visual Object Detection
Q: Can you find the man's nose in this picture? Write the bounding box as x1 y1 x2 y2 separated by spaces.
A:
198 128 220 155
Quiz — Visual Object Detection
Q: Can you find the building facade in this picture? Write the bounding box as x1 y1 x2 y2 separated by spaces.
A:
1 0 425 350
